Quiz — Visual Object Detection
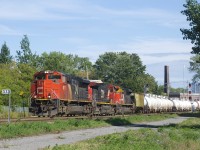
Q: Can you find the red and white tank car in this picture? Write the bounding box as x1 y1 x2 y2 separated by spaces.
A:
29 70 135 117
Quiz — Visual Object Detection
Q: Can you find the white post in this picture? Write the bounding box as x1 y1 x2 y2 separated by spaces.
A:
2 89 11 124
8 93 11 124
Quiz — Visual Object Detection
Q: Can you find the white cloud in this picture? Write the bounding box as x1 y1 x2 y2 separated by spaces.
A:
119 37 192 54
0 24 21 35
140 53 191 65
0 1 82 20
0 0 187 30
57 36 193 65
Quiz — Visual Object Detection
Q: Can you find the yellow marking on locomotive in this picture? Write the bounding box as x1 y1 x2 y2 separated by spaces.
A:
116 88 123 93
96 102 111 105
134 93 144 107
60 99 92 103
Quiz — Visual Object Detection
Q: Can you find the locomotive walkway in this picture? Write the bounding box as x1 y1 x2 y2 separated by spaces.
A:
0 117 190 150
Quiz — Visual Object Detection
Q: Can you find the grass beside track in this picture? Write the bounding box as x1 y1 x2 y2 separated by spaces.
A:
0 113 178 139
46 116 200 150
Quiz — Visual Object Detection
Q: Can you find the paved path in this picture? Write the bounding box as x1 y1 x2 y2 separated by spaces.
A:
0 117 190 150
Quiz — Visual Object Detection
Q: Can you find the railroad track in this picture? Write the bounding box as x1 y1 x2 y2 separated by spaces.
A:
0 114 130 124
0 112 190 124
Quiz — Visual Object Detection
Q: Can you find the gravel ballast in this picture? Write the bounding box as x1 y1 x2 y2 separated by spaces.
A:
0 117 190 150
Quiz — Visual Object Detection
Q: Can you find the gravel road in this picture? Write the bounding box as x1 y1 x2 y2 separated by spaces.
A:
0 117 190 150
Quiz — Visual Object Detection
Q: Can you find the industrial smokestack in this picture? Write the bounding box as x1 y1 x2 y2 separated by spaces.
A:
164 65 169 94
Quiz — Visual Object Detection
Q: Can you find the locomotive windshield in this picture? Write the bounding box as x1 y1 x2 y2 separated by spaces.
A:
48 75 61 80
35 73 46 80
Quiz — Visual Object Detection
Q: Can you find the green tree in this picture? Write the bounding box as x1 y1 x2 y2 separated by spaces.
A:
94 52 157 93
170 87 185 93
188 54 200 81
180 0 200 54
0 63 22 106
142 74 158 93
156 85 165 95
17 63 37 104
38 51 92 76
0 42 12 63
0 63 36 106
16 35 38 66
75 57 93 79
181 0 200 81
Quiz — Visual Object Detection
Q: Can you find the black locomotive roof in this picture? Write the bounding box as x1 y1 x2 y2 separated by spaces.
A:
65 74 90 84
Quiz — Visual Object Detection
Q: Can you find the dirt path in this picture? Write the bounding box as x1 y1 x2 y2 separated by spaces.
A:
0 117 190 150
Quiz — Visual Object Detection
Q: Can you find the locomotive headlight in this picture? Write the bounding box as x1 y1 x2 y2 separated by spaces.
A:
34 95 37 99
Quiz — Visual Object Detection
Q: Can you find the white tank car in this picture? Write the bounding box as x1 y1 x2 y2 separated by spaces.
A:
171 99 181 111
144 94 173 112
144 94 192 113
161 96 173 112
144 94 155 112
196 101 200 110
185 100 192 111
181 100 191 111
191 101 199 111
170 98 193 111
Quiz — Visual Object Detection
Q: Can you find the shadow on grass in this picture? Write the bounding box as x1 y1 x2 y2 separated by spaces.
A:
158 123 200 130
177 112 200 118
104 117 132 126
104 117 167 129
178 124 200 129
104 113 200 129
125 123 200 130
104 118 200 130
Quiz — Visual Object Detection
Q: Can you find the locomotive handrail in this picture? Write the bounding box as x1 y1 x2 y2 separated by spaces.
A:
29 92 36 105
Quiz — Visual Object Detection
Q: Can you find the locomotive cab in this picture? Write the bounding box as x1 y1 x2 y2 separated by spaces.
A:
29 70 66 116
31 70 65 100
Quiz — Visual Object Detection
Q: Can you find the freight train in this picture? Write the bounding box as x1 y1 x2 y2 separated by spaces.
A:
29 70 198 117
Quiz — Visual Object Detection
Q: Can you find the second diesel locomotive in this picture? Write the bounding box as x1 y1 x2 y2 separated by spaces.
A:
29 70 135 117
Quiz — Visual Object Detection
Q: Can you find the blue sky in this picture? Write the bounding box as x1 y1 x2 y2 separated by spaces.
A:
0 0 197 88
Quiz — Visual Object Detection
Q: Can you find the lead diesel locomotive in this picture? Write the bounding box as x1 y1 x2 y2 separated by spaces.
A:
29 70 135 117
